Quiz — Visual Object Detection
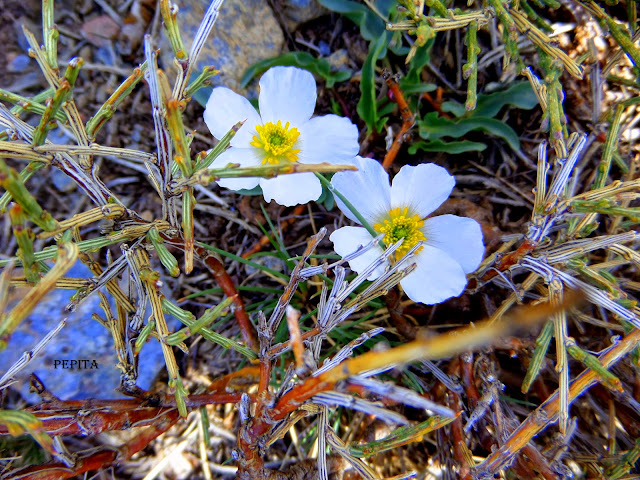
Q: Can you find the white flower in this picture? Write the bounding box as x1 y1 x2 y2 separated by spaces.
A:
329 156 484 305
203 66 359 206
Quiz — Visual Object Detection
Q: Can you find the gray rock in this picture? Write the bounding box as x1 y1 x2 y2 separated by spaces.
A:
280 0 328 32
0 261 167 401
160 0 285 93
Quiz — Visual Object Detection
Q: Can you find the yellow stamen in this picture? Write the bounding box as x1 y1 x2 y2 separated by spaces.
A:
373 207 426 257
250 120 301 165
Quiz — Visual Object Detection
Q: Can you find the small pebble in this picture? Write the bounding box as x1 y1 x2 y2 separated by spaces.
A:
95 46 116 67
7 54 31 73
318 40 331 57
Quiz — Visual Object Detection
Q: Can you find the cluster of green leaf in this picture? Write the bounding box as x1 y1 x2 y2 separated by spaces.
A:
240 52 352 89
241 0 541 157
412 82 539 154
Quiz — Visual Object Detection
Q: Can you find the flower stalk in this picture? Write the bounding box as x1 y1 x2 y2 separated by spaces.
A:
0 159 57 231
464 21 479 111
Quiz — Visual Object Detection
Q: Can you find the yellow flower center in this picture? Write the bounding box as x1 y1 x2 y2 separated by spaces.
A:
373 207 426 257
250 120 301 165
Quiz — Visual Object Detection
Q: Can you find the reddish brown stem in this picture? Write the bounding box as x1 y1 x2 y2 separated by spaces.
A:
447 391 473 480
197 246 258 351
381 70 415 171
480 327 640 475
459 356 556 478
460 353 481 408
383 288 416 340
481 239 538 282
520 444 561 480
162 235 258 352
0 394 244 437
3 410 180 480
207 365 261 392
258 358 271 395
422 88 449 117
267 326 321 357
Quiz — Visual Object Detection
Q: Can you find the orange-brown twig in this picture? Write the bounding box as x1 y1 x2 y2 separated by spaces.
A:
199 248 258 350
459 356 559 480
480 239 538 282
285 305 305 371
382 70 415 171
207 365 261 392
422 87 449 117
446 360 474 480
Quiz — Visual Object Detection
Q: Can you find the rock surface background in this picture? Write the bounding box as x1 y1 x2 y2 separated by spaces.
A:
161 0 328 93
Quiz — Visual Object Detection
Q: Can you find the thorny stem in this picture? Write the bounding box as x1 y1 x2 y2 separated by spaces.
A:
236 294 576 477
509 7 583 79
571 103 626 235
476 327 640 477
581 0 640 79
0 88 66 121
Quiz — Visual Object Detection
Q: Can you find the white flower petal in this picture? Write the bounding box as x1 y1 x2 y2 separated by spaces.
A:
423 215 484 274
260 171 321 206
331 156 391 225
400 244 467 304
210 147 261 191
204 87 261 147
390 164 455 218
329 226 386 280
259 66 317 126
298 115 359 164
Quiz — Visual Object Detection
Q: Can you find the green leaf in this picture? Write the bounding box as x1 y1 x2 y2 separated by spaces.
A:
441 83 539 119
402 41 433 85
316 182 336 210
418 112 521 150
400 82 437 95
471 82 539 118
192 86 213 108
408 139 487 154
236 185 263 196
240 52 352 89
357 33 390 134
440 100 467 117
318 0 395 42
